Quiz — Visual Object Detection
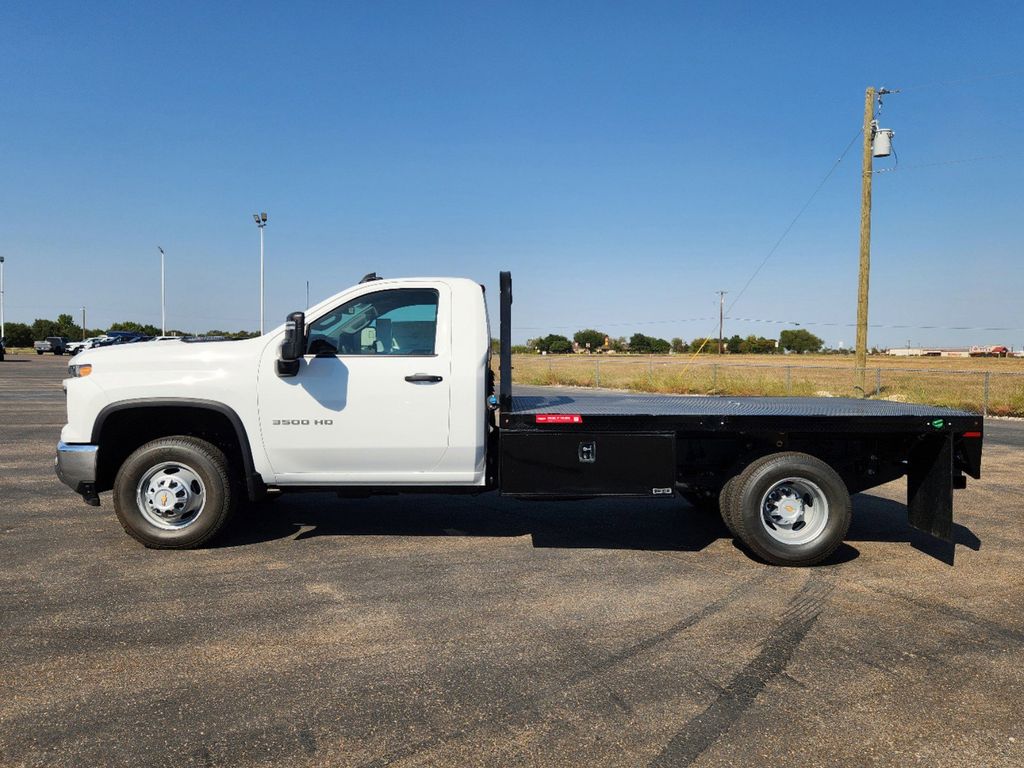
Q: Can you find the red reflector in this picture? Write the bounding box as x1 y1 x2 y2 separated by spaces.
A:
535 414 583 424
962 431 982 438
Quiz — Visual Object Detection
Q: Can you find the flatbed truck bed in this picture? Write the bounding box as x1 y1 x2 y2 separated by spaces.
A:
506 386 977 423
495 273 982 565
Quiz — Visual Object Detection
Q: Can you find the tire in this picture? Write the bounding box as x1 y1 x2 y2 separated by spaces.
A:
112 436 237 549
36 350 44 355
731 452 851 567
719 476 738 536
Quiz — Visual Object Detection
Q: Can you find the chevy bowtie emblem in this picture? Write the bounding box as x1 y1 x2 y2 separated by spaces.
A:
161 493 168 506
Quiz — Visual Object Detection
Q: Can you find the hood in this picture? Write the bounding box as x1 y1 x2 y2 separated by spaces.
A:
73 335 274 374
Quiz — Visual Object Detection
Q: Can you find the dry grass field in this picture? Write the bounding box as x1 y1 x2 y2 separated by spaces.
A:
504 353 1024 416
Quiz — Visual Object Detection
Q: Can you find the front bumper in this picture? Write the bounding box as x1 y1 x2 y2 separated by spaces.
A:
55 442 100 506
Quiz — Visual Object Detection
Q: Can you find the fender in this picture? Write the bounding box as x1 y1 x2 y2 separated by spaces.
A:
91 398 266 500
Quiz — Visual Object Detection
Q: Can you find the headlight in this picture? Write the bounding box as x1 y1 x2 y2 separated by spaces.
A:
68 363 92 378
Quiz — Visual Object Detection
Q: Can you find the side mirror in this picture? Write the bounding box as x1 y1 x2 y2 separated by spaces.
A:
276 311 305 377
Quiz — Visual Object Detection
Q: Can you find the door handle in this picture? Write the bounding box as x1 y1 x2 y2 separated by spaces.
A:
404 374 443 383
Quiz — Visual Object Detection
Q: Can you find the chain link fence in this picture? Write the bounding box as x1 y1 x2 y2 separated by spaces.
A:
506 355 1024 416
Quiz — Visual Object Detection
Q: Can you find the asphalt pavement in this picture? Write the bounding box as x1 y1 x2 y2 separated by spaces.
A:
2 355 1023 767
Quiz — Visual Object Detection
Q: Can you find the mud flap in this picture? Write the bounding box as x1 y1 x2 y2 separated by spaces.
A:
907 434 954 541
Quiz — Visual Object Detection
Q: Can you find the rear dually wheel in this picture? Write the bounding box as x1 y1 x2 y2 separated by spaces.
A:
728 452 851 567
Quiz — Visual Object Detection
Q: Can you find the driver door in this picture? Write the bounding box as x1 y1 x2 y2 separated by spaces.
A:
257 283 451 483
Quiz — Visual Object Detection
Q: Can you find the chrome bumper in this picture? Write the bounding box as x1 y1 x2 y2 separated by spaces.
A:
55 442 100 506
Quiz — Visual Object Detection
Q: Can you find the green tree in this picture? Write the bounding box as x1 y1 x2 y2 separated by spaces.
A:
573 329 606 352
629 333 670 354
3 322 34 347
535 333 573 354
55 313 83 340
738 335 777 354
31 318 59 341
779 328 824 353
202 329 260 340
109 321 161 336
726 334 743 353
670 337 687 353
689 337 717 353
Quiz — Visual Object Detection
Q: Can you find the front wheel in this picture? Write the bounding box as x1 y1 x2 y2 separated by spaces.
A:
112 436 237 549
36 350 44 355
728 452 851 566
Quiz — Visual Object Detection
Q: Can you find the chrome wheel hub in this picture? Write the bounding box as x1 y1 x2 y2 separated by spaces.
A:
136 462 206 530
759 478 829 546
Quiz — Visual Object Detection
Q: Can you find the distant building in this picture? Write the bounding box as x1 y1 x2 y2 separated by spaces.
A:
886 346 1006 358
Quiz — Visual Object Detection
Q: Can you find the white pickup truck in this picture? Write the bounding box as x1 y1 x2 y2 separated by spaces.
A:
56 272 983 566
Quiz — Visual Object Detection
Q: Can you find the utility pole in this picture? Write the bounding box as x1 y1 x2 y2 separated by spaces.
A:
306 280 310 309
158 247 166 335
854 87 876 393
717 290 728 354
81 307 86 340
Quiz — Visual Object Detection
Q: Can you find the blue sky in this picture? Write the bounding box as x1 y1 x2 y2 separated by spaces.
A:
2 1 1022 347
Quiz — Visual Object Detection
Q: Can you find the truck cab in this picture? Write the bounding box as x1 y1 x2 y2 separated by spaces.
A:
255 276 491 485
56 277 493 538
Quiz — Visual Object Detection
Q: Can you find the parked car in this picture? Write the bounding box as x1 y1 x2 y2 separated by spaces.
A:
69 337 105 355
104 331 150 345
34 336 69 355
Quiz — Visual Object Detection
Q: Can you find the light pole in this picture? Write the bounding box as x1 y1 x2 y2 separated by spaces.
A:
158 247 166 335
252 212 268 334
0 255 5 341
81 307 86 340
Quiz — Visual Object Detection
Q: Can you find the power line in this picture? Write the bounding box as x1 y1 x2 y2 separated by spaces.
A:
725 316 1024 332
897 68 1024 93
670 128 865 364
875 150 1022 173
514 316 716 331
724 129 863 316
517 315 1024 334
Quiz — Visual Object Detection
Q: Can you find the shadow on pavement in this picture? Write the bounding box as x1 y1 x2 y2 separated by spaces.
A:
219 490 979 566
847 493 980 566
223 492 725 554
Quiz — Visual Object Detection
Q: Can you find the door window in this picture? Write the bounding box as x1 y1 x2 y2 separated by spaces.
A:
306 288 439 356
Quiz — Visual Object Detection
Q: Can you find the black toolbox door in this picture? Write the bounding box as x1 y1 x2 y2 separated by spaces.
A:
500 431 676 497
